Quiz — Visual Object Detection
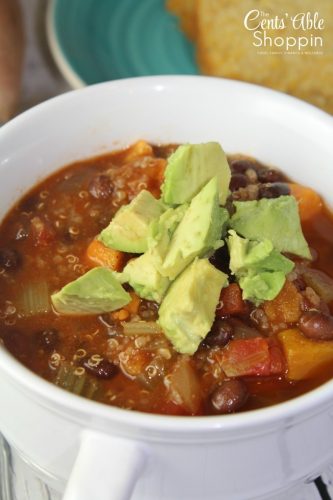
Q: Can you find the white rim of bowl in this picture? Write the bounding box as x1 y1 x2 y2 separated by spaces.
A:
46 0 86 89
0 76 332 437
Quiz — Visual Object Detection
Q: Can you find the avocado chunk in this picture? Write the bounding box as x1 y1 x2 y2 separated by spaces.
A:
122 252 170 303
122 205 187 302
239 272 286 305
148 204 188 265
99 190 165 253
230 196 311 259
227 230 294 304
158 258 228 354
121 203 188 303
161 142 231 205
161 177 229 280
51 267 131 315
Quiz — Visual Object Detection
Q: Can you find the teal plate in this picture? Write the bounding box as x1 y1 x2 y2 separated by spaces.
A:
47 0 198 88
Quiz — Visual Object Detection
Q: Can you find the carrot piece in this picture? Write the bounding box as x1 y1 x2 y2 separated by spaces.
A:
263 280 302 324
86 239 125 272
111 293 140 320
289 183 323 221
278 328 333 380
217 283 248 317
111 309 130 321
124 292 140 315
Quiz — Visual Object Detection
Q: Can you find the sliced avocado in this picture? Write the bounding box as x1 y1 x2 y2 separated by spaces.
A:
161 177 229 280
227 230 294 304
161 142 231 205
230 196 311 259
99 190 165 253
158 258 228 355
51 267 131 315
122 251 170 303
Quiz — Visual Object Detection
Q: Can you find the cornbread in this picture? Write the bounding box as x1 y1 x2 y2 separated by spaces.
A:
167 0 333 114
166 0 197 40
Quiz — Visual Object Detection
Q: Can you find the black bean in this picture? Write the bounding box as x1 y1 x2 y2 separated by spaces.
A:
138 300 159 321
209 379 249 414
152 144 177 159
257 168 285 183
83 357 118 379
88 175 113 199
204 319 233 347
230 159 258 174
34 328 59 351
0 248 21 270
229 318 261 340
258 182 290 199
230 173 248 192
292 277 306 292
210 245 230 274
299 311 333 340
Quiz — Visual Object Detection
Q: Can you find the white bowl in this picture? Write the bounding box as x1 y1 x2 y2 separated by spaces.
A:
0 76 333 500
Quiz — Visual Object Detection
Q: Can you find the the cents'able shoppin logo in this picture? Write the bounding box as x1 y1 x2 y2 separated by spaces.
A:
243 10 324 53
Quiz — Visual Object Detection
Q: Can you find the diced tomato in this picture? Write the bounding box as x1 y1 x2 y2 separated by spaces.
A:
217 283 249 317
269 341 285 374
215 337 285 377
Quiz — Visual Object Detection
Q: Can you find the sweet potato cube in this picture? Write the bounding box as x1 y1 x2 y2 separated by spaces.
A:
278 328 333 380
263 280 302 324
86 239 125 272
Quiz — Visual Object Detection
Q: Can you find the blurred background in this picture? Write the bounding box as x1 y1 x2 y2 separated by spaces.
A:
2 0 332 123
6 0 69 117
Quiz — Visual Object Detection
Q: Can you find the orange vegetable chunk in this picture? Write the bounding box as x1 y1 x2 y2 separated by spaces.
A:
278 328 333 380
124 292 141 315
86 239 125 272
111 309 129 321
123 140 153 163
263 280 302 324
289 183 323 221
